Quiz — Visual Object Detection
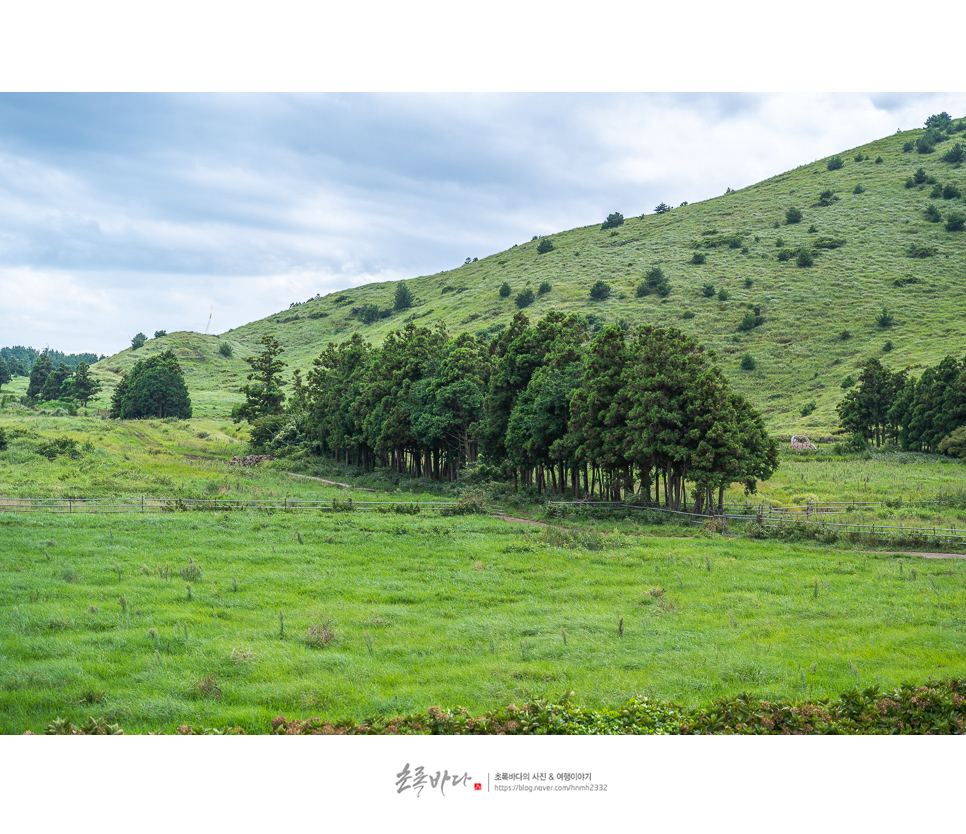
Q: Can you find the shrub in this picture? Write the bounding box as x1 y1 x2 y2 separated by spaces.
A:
875 156 883 164
218 342 233 358
357 304 381 324
946 212 966 232
589 280 612 301
717 288 730 301
924 204 943 222
902 141 914 152
776 248 794 262
875 307 895 327
941 142 964 164
0 426 6 451
883 339 894 352
536 238 554 254
654 202 671 214
800 401 816 417
740 353 756 371
701 283 716 298
681 310 695 320
600 212 624 230
785 207 803 224
853 184 865 194
737 307 764 332
537 281 552 295
906 243 937 258
131 333 147 350
914 167 928 184
839 329 852 341
938 425 966 459
817 189 839 206
841 375 855 389
691 252 706 265
916 132 936 154
930 184 943 199
499 282 511 298
942 183 962 200
826 155 844 170
795 247 814 268
514 288 535 308
393 283 414 311
154 330 167 338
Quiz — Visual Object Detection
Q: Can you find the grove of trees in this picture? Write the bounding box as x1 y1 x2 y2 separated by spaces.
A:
110 351 192 419
236 313 779 511
837 355 966 452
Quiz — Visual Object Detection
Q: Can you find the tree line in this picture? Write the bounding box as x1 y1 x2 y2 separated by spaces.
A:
234 312 779 511
837 355 966 452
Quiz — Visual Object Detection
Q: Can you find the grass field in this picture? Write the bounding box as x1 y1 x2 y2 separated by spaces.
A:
3 508 965 734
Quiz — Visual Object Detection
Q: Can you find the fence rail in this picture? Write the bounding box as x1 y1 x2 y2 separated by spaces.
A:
548 500 966 541
0 497 471 515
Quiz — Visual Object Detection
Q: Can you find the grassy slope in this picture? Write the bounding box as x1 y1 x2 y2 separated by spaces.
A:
84 121 963 436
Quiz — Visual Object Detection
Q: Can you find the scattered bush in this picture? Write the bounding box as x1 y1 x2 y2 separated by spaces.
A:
776 248 794 262
515 288 535 309
875 156 883 164
218 342 233 358
691 252 706 265
538 281 552 295
943 184 962 200
701 283 716 298
795 247 814 268
681 310 695 320
499 282 511 298
717 288 730 301
876 308 895 328
883 339 894 352
740 353 756 371
800 400 816 417
941 142 964 164
154 330 167 338
394 283 415 311
924 204 943 223
536 238 554 254
737 307 764 332
654 202 671 214
826 155 844 170
600 212 624 230
785 206 803 224
817 189 839 206
131 333 147 350
841 375 856 389
914 167 928 184
589 280 612 301
906 243 937 258
945 212 966 232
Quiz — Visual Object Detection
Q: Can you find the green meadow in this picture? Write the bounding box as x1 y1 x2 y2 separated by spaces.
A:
3 509 965 735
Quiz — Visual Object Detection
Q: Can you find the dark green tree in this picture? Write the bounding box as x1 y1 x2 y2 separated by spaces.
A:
131 333 147 350
589 280 611 301
536 238 554 254
26 352 54 400
110 351 192 419
41 363 73 401
394 283 415 312
232 335 287 424
601 212 624 230
67 361 102 406
0 356 11 391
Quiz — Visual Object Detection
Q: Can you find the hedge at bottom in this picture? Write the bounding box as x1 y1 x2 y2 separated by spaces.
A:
30 679 966 735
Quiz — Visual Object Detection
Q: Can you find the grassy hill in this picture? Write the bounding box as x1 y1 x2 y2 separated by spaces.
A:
93 120 966 436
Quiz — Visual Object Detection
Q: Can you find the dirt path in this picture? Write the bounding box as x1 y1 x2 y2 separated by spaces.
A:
493 514 550 527
286 473 376 492
866 550 966 560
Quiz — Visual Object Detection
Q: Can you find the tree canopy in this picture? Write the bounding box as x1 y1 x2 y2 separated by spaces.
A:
110 351 192 419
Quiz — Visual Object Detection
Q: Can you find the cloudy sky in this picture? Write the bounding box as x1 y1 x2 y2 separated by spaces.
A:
2 91 964 356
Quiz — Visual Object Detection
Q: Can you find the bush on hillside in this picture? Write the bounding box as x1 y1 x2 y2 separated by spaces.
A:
946 212 966 232
538 281 552 296
131 333 147 350
785 207 803 224
536 238 554 254
600 212 624 230
218 342 233 358
499 282 511 298
515 288 535 308
589 280 612 301
826 155 844 170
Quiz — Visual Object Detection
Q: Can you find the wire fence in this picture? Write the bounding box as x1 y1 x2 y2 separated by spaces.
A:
0 497 475 515
548 500 966 541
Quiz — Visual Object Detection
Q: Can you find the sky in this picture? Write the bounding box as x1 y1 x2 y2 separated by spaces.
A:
2 91 965 357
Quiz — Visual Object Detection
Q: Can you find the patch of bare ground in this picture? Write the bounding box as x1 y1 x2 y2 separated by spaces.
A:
866 550 966 560
494 514 549 527
286 473 376 492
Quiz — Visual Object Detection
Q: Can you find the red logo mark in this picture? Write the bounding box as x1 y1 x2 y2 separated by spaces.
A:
474 783 482 791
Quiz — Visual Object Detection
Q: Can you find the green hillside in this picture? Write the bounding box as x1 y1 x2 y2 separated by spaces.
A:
95 119 966 436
